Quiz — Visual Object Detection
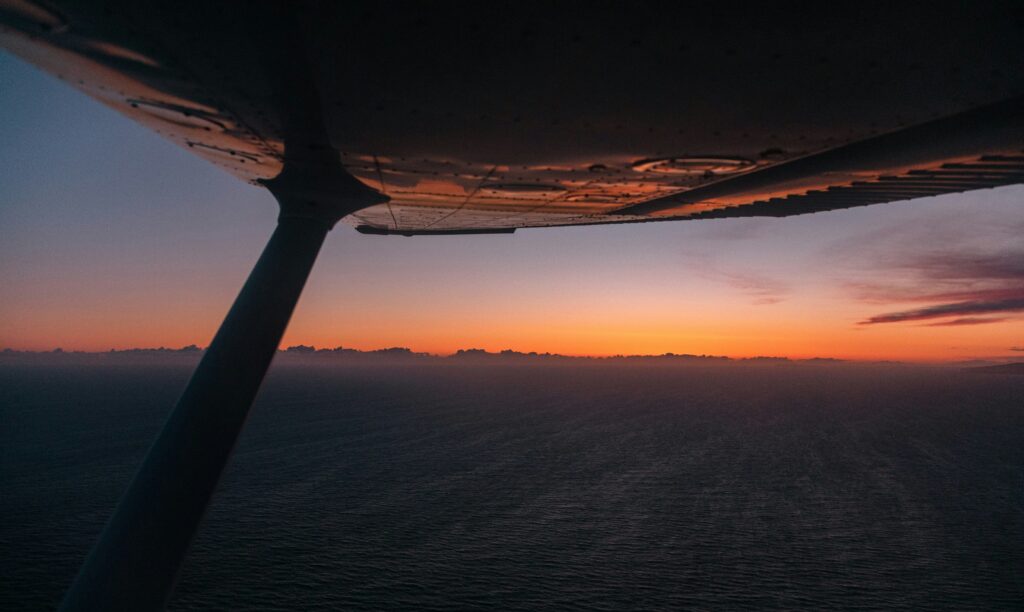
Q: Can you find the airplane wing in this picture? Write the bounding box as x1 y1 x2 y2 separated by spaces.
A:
2 1 1023 235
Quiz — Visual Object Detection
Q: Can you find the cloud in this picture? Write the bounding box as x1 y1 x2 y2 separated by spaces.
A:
848 284 1023 305
683 251 789 305
860 296 1024 325
712 269 790 305
850 250 1024 326
815 190 1024 328
1011 347 1024 352
924 317 1009 327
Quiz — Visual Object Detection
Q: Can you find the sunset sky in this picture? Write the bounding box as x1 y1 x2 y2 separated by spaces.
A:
2 53 1022 362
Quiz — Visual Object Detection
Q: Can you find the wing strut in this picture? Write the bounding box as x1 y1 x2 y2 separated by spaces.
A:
60 161 387 610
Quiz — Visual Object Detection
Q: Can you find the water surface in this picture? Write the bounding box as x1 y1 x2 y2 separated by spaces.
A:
1 363 1022 610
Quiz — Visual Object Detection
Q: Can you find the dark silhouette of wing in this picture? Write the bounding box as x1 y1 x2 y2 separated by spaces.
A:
3 2 1022 233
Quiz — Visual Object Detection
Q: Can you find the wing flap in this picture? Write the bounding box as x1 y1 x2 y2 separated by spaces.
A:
690 156 1024 219
614 96 1024 219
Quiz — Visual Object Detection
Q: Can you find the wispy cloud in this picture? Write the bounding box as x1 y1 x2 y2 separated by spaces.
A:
855 250 1024 325
682 251 789 305
825 209 1024 327
712 269 790 305
855 251 1024 325
923 317 1009 327
787 188 1024 337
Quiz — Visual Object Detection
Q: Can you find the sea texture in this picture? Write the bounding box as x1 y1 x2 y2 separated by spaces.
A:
1 363 1022 610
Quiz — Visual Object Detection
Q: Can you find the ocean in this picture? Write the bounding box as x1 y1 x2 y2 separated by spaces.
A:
1 362 1022 610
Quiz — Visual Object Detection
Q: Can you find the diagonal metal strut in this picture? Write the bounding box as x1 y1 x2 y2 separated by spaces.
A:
61 160 386 611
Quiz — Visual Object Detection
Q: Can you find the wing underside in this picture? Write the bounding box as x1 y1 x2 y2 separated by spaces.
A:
2 1 1022 233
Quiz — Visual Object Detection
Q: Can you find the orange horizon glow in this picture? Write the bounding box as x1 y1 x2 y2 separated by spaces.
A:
4 214 1022 364
4 208 1022 364
4 309 1020 363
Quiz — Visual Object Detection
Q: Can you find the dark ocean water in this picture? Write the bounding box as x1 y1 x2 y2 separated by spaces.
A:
1 362 1022 610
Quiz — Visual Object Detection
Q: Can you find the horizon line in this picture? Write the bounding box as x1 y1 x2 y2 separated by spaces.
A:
3 345 1023 365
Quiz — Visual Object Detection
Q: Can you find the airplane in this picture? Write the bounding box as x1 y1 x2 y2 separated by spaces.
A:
1 1 1022 609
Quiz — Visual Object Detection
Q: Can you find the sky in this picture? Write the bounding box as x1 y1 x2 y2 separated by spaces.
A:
2 52 1022 362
